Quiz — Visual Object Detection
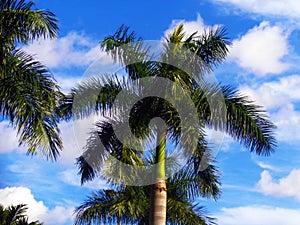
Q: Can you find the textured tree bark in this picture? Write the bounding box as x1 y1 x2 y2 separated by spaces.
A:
149 133 167 225
149 179 167 225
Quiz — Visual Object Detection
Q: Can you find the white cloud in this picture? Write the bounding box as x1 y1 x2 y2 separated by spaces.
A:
0 186 74 225
206 129 234 153
239 75 300 142
271 103 300 142
164 14 208 39
217 205 300 225
0 121 19 153
57 121 82 164
23 32 113 69
43 206 74 225
55 74 82 93
255 161 281 172
240 75 300 110
212 0 300 18
256 169 300 201
0 116 99 164
57 115 103 164
229 21 290 76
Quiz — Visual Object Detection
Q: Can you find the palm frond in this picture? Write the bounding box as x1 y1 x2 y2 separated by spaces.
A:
192 84 277 156
222 86 277 156
68 75 126 120
0 49 62 160
167 138 221 202
101 25 158 80
74 187 148 225
0 0 59 48
76 116 146 185
0 204 42 225
6 204 27 223
74 179 217 225
162 24 230 84
167 199 216 225
191 26 230 69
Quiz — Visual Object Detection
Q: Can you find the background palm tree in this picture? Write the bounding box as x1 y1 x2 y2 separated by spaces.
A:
74 116 220 225
0 204 42 225
65 24 276 224
74 175 217 225
0 0 62 160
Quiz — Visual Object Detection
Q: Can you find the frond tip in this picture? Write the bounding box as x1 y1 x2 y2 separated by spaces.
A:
222 86 277 156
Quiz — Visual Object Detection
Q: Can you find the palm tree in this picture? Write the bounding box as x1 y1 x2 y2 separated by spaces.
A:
67 24 276 224
0 0 62 160
0 204 43 225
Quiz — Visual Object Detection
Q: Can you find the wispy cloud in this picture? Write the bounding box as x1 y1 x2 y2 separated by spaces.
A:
221 184 256 192
216 205 300 225
60 168 107 190
212 0 300 19
254 161 281 172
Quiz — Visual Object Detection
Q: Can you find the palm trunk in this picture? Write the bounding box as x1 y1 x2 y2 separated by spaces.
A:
149 133 167 225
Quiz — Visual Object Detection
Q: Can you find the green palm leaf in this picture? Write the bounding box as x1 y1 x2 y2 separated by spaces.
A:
0 204 43 225
0 0 62 160
0 50 62 159
0 0 59 48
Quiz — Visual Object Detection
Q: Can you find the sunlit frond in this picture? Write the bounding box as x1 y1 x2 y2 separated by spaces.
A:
0 0 59 48
0 49 62 160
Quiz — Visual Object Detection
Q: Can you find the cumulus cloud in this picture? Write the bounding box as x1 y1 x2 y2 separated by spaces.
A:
23 32 113 69
217 205 300 225
229 21 290 76
23 32 127 94
212 0 300 18
0 186 74 225
256 169 300 201
240 75 300 110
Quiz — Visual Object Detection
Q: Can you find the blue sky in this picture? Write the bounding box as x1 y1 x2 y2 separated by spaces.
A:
1 0 300 224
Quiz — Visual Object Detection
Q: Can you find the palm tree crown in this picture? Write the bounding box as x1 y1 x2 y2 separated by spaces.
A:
0 204 43 225
68 24 276 224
